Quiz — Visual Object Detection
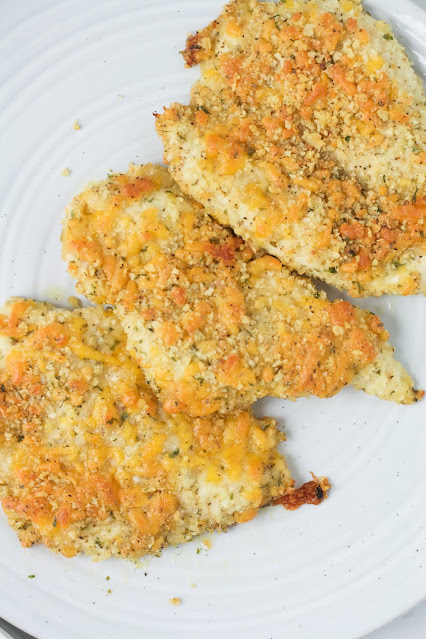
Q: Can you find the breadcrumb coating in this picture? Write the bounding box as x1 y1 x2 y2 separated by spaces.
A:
156 0 426 297
0 299 295 559
62 164 422 416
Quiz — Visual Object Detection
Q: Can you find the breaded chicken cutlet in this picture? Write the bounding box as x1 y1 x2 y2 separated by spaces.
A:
0 298 307 560
61 164 422 417
156 0 426 297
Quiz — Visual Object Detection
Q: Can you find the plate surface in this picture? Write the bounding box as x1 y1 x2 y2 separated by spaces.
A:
0 1 425 638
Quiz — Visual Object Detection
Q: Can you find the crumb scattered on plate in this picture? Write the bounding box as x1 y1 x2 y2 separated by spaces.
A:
67 296 81 308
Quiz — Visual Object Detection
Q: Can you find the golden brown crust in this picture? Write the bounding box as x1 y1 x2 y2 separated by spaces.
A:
182 20 220 67
62 164 422 413
167 0 426 297
0 299 294 559
275 475 330 510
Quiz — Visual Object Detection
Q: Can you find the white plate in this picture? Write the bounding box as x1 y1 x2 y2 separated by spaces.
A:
0 1 425 638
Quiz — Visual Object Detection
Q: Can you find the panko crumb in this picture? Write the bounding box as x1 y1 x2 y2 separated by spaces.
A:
157 0 426 298
0 298 297 560
67 296 81 308
62 164 422 414
61 168 71 177
73 120 81 130
169 598 182 606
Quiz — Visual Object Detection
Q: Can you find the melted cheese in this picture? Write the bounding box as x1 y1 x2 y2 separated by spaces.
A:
0 298 293 559
62 165 422 415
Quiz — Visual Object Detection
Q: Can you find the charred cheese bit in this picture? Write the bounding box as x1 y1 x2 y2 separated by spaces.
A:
62 165 422 414
156 0 426 297
0 298 297 560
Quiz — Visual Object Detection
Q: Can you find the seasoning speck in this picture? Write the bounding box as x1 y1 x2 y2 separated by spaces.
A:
61 168 71 177
169 597 181 606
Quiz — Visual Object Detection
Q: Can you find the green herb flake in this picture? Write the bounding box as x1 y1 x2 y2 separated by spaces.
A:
95 538 103 548
70 210 76 219
200 106 210 114
121 413 129 424
356 282 364 294
345 136 350 142
0 384 5 392
18 435 24 442
28 575 35 579
106 576 110 581
230 492 234 500
169 449 180 458
413 147 420 154
383 33 393 40
196 548 200 554
413 187 418 203
328 266 337 273
52 517 57 528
